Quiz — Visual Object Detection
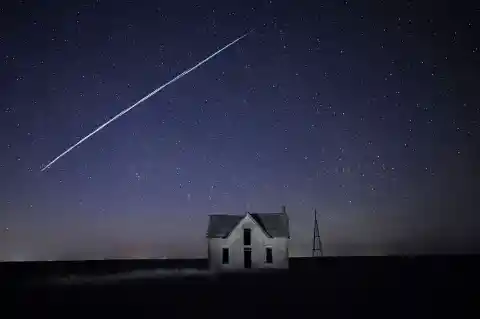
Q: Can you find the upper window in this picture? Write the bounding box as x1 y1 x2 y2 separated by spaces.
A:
243 228 251 245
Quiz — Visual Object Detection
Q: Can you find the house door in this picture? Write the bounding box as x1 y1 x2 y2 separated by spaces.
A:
244 248 252 269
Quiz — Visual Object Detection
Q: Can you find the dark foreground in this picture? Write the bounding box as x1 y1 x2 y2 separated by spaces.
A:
3 256 479 317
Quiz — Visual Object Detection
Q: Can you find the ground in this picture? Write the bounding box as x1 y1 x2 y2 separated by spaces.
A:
3 256 478 317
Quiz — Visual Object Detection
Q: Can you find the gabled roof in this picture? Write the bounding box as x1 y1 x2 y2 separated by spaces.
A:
206 212 289 238
207 215 244 238
250 213 289 238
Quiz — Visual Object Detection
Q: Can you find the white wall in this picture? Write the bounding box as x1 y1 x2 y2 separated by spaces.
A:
208 214 289 271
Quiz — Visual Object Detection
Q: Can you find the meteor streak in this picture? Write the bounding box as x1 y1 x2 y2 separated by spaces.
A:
41 31 252 171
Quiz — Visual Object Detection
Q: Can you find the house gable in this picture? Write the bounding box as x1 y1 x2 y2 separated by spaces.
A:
226 213 271 240
207 209 289 239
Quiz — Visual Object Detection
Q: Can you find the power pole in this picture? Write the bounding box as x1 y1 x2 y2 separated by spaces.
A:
312 209 323 257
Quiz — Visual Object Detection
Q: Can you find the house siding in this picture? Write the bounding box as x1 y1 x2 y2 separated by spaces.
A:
208 214 288 271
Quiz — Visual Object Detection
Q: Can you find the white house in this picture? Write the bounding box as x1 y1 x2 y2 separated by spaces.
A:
206 206 290 271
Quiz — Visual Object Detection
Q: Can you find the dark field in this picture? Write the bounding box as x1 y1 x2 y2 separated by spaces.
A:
3 256 479 317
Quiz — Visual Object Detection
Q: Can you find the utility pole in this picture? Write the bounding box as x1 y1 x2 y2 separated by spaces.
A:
312 209 323 257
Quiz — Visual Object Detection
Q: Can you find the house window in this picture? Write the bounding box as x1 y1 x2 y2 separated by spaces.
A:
222 248 229 264
244 248 252 269
244 228 251 245
265 247 273 263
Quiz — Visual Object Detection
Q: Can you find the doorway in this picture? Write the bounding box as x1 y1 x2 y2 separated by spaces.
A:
244 248 252 269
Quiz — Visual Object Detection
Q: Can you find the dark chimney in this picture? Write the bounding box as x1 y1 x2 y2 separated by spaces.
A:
281 205 286 215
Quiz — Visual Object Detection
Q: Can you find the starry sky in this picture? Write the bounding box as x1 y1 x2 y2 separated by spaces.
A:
1 0 479 261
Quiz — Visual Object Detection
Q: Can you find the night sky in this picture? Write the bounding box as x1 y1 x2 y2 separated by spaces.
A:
1 0 479 261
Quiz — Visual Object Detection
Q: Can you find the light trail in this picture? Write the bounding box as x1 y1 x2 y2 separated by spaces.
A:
41 31 252 171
